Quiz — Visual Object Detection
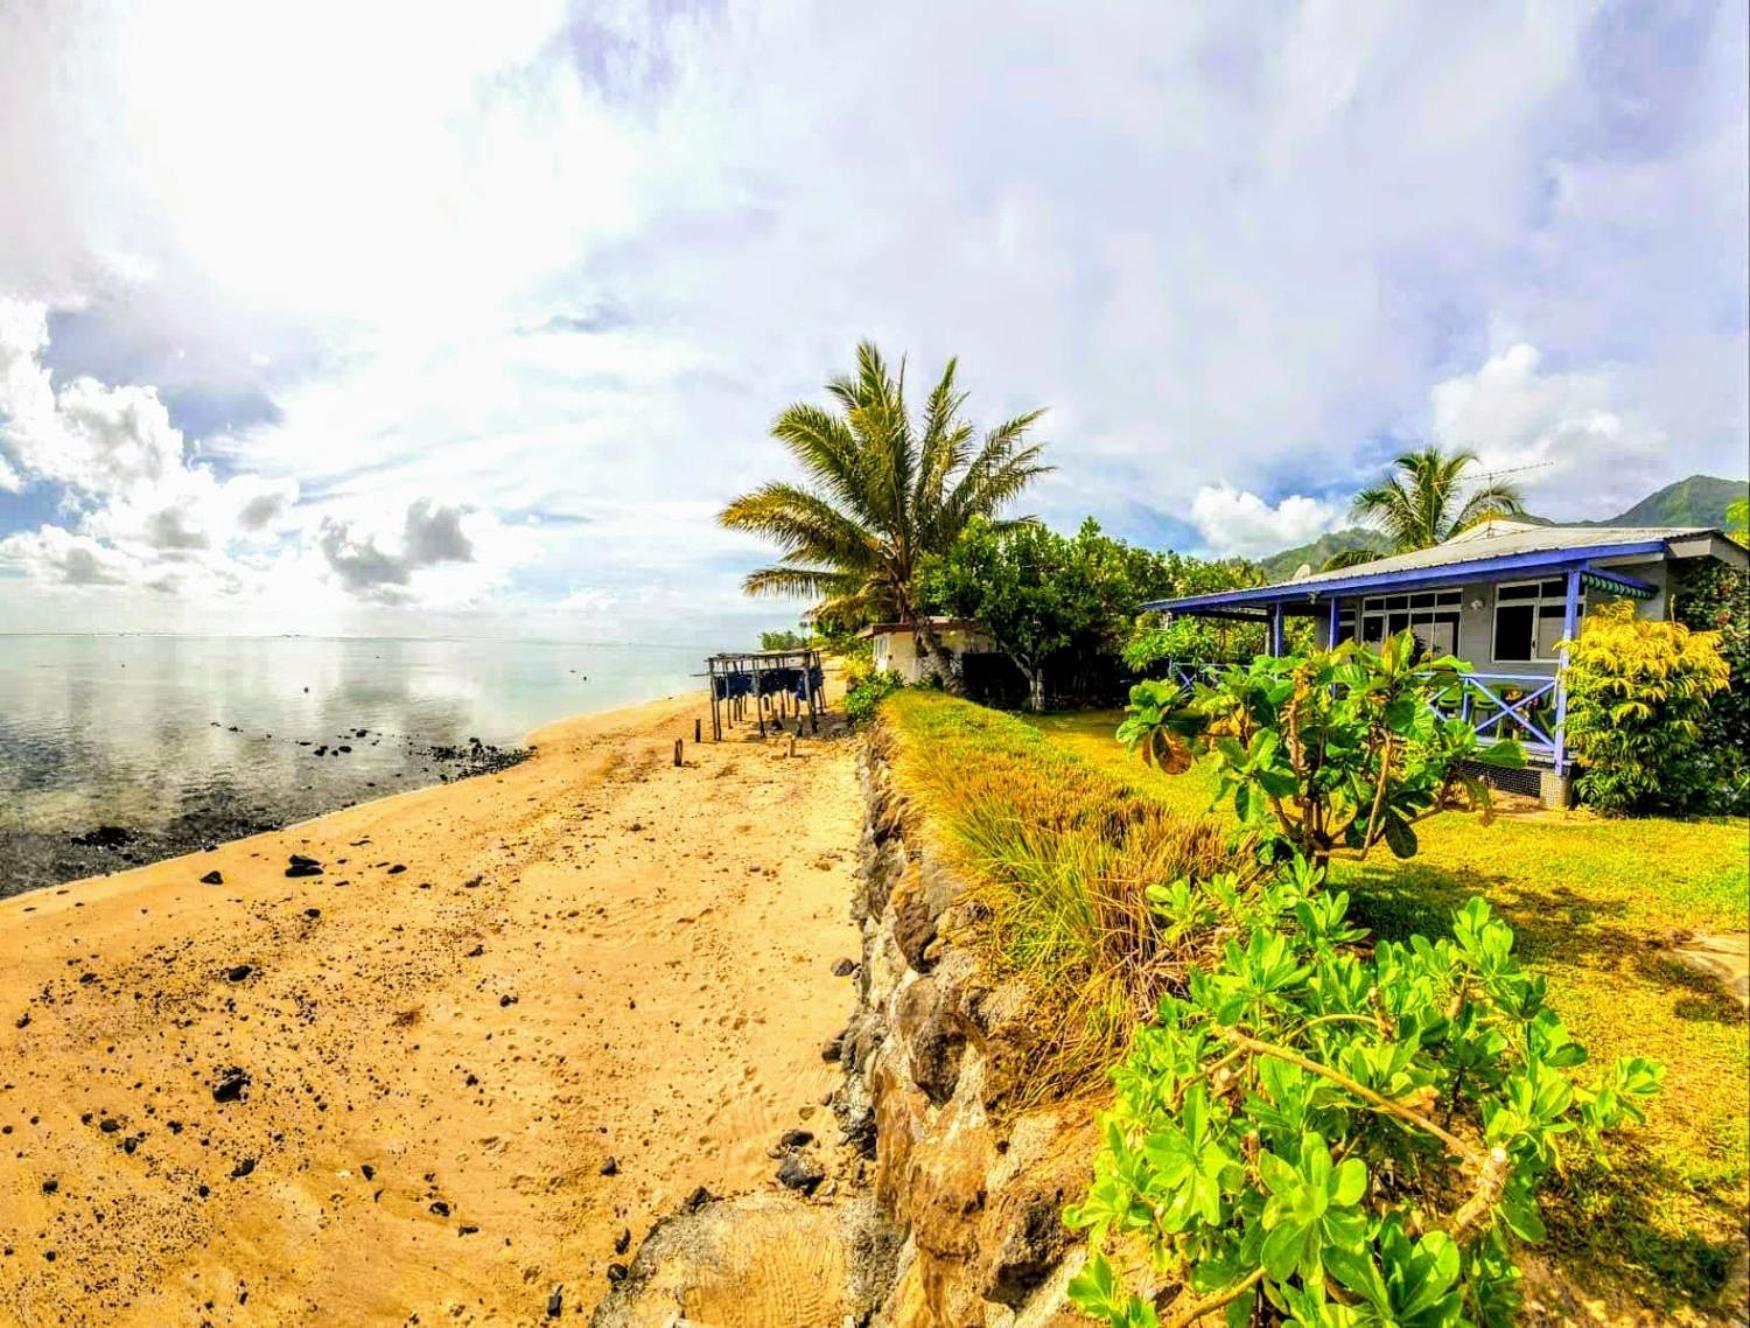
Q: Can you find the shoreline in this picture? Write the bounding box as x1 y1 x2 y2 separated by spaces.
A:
0 684 690 901
0 689 863 1324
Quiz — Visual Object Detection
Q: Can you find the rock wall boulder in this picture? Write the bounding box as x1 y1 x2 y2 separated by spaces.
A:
836 736 1092 1328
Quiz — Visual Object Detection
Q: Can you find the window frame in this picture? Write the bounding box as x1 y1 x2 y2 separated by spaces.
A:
1490 577 1578 665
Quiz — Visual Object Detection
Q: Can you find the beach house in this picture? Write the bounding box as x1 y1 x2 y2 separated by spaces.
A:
859 617 997 684
1142 520 1748 804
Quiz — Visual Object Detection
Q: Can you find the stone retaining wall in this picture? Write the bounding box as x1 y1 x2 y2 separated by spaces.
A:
833 731 1093 1328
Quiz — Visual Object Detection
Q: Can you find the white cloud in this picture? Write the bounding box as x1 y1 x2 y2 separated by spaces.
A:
1429 344 1671 520
1190 486 1339 557
0 3 1743 630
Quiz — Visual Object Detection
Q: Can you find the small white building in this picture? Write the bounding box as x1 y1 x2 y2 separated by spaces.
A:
859 617 996 684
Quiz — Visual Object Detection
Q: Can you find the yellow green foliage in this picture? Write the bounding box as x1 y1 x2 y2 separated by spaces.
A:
1562 601 1730 814
881 690 1241 1101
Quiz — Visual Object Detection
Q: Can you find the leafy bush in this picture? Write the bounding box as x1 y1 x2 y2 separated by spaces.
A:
882 691 1242 1099
1118 632 1520 865
1674 562 1750 813
1123 618 1241 674
759 628 807 651
1561 601 1730 815
844 668 906 726
1067 873 1661 1328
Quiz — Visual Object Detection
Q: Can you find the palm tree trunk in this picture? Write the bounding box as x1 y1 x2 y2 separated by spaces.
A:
909 614 961 692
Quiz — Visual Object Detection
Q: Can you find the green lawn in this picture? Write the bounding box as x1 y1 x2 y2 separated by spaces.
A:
1023 708 1750 1314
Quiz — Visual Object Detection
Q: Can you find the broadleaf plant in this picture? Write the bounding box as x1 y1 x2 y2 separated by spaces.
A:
1064 870 1661 1328
1118 632 1524 866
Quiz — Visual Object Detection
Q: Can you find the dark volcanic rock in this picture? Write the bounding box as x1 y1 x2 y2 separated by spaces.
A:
230 1157 256 1179
285 855 323 879
200 870 224 885
546 1287 563 1318
599 1156 619 1176
779 1128 814 1149
212 1068 251 1103
831 957 857 977
225 964 253 983
71 826 133 849
776 1150 826 1197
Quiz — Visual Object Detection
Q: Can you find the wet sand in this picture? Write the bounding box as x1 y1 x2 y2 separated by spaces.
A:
0 694 862 1325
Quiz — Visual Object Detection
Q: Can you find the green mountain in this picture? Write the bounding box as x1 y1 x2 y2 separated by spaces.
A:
1596 474 1747 529
1258 528 1391 579
1257 475 1745 577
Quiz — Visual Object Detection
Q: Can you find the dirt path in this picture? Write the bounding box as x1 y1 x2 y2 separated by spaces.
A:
0 695 862 1326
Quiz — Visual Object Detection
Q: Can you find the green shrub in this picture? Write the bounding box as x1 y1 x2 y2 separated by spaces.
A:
1066 874 1661 1328
1674 562 1750 813
1118 632 1520 865
882 691 1242 1100
1561 601 1731 815
844 668 906 726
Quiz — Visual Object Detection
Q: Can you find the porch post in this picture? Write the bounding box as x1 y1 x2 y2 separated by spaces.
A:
1327 596 1340 650
1270 602 1284 657
1552 568 1581 774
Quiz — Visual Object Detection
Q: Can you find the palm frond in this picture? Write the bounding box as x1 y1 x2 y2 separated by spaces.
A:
1322 548 1384 571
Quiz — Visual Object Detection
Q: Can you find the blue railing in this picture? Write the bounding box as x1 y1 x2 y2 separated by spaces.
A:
1159 662 1564 767
1425 672 1560 764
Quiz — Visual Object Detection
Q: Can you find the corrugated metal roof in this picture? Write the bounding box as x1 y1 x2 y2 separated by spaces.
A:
1142 520 1735 614
1276 520 1709 588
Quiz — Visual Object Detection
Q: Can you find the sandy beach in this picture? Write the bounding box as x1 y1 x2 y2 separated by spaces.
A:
0 693 862 1326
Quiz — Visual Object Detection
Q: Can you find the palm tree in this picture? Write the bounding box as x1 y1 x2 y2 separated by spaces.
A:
719 342 1050 682
1323 447 1524 570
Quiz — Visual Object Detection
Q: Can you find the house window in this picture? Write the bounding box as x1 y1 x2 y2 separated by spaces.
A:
1492 578 1577 663
1353 590 1461 658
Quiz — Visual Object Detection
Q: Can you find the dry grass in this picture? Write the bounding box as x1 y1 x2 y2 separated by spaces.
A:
881 691 1240 1099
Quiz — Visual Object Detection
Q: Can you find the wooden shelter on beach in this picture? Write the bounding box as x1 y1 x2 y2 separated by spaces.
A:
704 648 824 741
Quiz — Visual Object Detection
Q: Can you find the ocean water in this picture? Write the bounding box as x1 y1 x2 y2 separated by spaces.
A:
0 634 705 896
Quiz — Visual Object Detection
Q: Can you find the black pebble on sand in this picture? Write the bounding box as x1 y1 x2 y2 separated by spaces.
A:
200 869 224 885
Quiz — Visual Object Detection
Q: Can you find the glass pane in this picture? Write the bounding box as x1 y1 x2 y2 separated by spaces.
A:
1541 578 1566 597
1414 619 1457 658
1362 616 1385 643
1494 605 1534 661
1537 604 1566 618
1389 612 1410 634
1437 590 1462 605
1498 583 1538 601
1537 613 1568 658
1386 595 1409 610
1410 592 1435 608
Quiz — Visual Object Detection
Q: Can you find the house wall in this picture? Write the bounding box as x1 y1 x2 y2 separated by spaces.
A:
870 626 996 684
1313 557 1673 675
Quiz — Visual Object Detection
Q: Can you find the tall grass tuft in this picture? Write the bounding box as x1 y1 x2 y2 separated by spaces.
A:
881 691 1243 1101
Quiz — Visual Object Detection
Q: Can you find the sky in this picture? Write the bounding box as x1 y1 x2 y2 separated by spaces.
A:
1 0 1745 642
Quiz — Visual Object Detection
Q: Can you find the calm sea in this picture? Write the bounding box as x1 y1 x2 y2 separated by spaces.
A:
0 634 705 896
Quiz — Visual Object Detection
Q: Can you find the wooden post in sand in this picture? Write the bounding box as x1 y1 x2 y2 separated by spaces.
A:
788 734 796 759
694 717 701 744
674 738 684 767
753 657 766 738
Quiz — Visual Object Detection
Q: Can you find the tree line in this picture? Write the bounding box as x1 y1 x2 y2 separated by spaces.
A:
720 343 1530 710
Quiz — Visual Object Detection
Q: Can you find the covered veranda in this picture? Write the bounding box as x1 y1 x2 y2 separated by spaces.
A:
1140 538 1676 800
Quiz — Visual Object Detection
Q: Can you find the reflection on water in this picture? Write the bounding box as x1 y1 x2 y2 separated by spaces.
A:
0 635 701 895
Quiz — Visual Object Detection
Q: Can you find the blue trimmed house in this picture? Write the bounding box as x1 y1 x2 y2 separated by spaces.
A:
1142 520 1747 806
